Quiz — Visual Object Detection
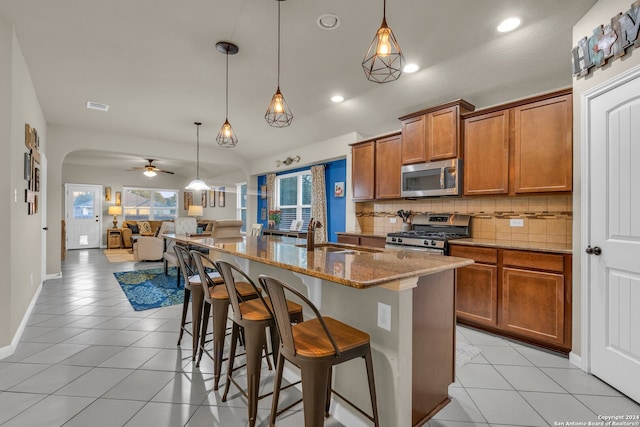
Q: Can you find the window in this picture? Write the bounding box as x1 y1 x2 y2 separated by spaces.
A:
236 182 247 233
122 187 178 221
275 170 311 230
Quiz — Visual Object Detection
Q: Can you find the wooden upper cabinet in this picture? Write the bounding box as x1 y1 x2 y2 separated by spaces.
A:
375 134 402 199
464 110 510 195
513 94 573 193
401 115 426 164
400 100 474 165
351 140 375 201
428 105 459 160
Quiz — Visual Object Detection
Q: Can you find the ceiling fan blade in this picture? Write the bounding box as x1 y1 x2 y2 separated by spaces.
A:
157 170 175 174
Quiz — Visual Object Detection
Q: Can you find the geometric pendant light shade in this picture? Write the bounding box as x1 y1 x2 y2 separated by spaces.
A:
215 41 239 148
362 0 405 83
265 0 293 127
185 122 210 191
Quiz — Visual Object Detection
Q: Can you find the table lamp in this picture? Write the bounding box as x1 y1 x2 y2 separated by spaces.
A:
187 205 203 218
108 205 122 228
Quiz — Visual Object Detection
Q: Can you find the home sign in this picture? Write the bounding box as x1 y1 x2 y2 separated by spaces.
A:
572 0 640 77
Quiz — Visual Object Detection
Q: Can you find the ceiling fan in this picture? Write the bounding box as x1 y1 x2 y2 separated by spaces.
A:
128 159 175 177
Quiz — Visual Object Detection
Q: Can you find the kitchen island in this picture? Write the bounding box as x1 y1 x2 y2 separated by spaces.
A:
164 234 473 426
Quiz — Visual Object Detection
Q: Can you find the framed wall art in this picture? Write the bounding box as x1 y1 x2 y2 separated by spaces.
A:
184 191 193 210
105 187 112 202
209 190 215 207
218 187 225 207
115 191 122 206
201 191 207 208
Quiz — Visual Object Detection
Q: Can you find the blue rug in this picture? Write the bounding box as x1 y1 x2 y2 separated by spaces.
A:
114 267 183 311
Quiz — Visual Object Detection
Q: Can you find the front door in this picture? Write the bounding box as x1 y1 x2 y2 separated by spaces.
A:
586 65 640 403
65 184 101 249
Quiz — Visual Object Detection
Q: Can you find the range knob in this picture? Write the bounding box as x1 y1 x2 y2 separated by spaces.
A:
397 238 403 243
430 240 437 246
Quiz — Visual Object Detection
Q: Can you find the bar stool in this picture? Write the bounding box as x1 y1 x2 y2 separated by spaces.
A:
259 275 380 427
173 245 223 359
214 260 303 427
191 250 259 389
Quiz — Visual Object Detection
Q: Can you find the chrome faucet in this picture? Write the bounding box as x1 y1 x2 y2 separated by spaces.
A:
306 218 323 251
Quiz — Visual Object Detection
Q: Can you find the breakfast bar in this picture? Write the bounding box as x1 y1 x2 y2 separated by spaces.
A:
164 233 473 427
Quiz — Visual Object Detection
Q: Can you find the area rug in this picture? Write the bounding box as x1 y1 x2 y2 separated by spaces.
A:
456 342 482 370
113 267 182 311
104 249 135 263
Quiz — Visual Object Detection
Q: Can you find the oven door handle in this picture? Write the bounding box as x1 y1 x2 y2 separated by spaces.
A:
440 168 445 189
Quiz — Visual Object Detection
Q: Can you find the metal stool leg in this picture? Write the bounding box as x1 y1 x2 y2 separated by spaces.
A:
177 287 191 346
270 352 285 427
222 323 240 402
364 348 380 427
191 285 204 362
212 299 230 390
300 362 331 427
196 301 210 367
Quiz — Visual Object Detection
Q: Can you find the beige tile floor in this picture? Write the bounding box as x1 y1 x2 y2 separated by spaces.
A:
0 248 638 426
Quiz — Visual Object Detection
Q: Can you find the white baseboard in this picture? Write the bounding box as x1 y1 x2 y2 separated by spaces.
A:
569 351 584 370
45 272 62 280
0 281 43 360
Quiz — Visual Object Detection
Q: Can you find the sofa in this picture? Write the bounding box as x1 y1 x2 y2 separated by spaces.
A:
122 220 167 248
132 221 175 261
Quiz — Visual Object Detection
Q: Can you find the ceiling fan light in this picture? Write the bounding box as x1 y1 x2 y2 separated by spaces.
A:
216 119 238 148
143 169 157 177
185 179 210 191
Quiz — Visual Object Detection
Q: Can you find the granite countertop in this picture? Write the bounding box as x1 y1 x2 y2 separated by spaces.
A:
449 238 572 254
166 234 473 289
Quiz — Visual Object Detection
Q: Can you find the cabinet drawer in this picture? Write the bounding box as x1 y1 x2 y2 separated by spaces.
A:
337 235 359 245
503 250 564 273
360 236 386 248
449 245 497 264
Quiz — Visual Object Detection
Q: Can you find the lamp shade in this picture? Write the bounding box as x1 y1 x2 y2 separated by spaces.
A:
187 205 203 217
108 206 122 215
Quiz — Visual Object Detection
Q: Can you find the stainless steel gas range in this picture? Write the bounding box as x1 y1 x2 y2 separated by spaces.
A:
385 213 471 255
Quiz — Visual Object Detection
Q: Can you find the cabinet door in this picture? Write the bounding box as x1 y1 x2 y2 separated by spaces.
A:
337 235 360 245
463 110 510 195
352 141 375 201
513 94 572 193
401 115 426 164
375 134 402 199
456 264 498 326
501 267 565 345
428 106 459 160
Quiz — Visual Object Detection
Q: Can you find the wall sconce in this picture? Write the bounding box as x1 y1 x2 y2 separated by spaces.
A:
276 155 300 167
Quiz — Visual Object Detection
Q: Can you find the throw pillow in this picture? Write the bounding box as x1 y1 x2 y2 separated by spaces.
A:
126 223 139 234
137 221 154 236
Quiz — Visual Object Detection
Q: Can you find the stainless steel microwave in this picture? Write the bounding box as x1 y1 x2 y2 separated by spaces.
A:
401 158 462 198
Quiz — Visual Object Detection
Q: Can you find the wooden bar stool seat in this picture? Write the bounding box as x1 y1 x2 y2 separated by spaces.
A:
259 274 380 427
191 251 260 389
174 245 223 360
214 260 303 427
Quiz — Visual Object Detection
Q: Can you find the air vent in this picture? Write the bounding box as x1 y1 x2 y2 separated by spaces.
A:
86 101 110 112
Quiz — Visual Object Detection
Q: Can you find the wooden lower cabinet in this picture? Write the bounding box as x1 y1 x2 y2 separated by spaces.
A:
450 244 572 353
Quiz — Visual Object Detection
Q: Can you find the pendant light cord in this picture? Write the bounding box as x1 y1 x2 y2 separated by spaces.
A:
383 0 386 17
277 0 281 87
195 123 200 179
225 51 229 119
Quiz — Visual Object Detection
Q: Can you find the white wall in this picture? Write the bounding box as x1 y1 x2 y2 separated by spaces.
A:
0 22 47 352
572 0 640 356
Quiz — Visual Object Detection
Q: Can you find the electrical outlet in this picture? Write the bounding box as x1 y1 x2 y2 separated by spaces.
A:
378 302 391 331
389 217 397 224
510 218 524 227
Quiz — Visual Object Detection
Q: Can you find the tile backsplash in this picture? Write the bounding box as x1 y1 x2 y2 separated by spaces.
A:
355 194 572 245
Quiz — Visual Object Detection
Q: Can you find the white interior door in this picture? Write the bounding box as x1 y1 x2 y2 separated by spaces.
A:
65 184 102 250
586 66 640 403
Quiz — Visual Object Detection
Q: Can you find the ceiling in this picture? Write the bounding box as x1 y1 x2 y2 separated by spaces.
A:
0 0 596 178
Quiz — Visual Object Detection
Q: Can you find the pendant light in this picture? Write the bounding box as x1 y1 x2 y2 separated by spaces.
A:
186 122 210 191
215 41 239 148
362 0 405 83
265 0 293 127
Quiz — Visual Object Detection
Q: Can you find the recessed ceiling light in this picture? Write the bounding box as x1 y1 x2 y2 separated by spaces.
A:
403 63 419 73
497 17 521 33
86 101 110 112
317 14 340 30
331 95 344 103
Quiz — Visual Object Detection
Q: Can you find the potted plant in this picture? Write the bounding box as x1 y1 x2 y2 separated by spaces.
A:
268 210 281 229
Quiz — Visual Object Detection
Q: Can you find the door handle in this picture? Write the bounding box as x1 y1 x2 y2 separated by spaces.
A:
42 227 48 231
585 246 602 255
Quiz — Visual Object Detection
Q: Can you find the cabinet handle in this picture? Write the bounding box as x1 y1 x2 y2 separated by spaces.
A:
585 246 602 255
